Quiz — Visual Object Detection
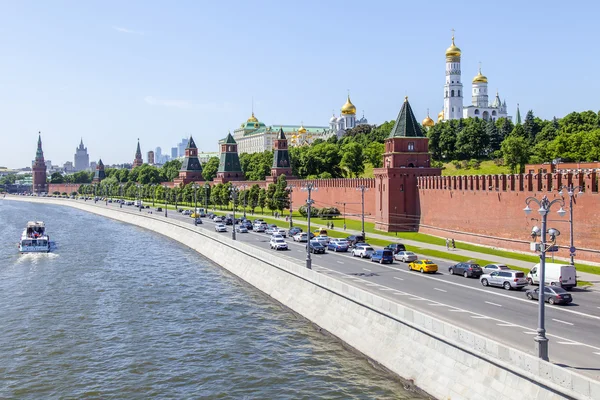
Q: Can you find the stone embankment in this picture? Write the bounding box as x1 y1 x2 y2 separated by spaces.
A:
7 196 599 400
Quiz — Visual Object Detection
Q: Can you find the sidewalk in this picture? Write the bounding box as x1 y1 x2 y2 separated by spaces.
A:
240 212 600 285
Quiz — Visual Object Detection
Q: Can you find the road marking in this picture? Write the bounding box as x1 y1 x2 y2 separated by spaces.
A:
363 268 372 272
393 293 409 296
471 315 489 319
409 298 427 301
523 331 537 335
337 261 344 264
379 288 394 291
365 283 378 286
552 319 574 326
448 309 469 312
594 352 600 356
428 303 447 306
557 341 584 345
393 277 404 281
297 250 303 253
433 288 447 293
485 301 502 307
497 323 517 327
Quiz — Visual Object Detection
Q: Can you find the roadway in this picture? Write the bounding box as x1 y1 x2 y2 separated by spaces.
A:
89 199 600 379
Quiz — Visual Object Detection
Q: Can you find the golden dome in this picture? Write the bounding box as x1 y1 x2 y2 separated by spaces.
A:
298 124 307 134
422 110 435 127
247 112 258 123
341 95 356 115
445 35 461 58
472 68 488 83
437 110 444 122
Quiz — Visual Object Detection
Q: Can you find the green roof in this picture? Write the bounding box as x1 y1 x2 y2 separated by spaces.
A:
187 136 197 149
224 132 237 144
389 97 424 138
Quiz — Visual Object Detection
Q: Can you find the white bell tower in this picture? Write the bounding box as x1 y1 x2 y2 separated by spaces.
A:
443 30 463 121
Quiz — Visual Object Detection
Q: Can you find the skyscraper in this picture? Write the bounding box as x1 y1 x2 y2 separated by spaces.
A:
177 138 187 157
155 147 162 163
147 151 155 165
171 147 178 159
74 138 90 171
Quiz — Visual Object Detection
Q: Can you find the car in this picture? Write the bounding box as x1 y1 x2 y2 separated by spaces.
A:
394 251 418 262
481 270 527 290
182 209 191 215
275 228 287 237
449 262 483 278
384 243 407 254
265 226 277 235
270 234 284 241
177 208 184 213
527 263 577 290
327 239 349 252
253 218 265 224
314 228 328 236
526 286 573 305
213 216 223 223
156 207 163 212
289 227 302 236
314 235 330 245
242 221 253 230
270 238 288 250
194 218 203 225
353 242 371 249
371 250 394 264
346 235 365 247
408 259 438 273
308 241 326 254
253 224 266 232
351 246 375 258
224 218 233 225
482 263 511 275
215 224 227 232
235 225 248 233
294 232 308 242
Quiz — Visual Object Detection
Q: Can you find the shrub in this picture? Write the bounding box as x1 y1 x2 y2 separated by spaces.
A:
468 159 481 169
299 205 320 218
318 207 340 219
460 160 469 169
431 160 445 169
493 157 505 166
451 160 462 169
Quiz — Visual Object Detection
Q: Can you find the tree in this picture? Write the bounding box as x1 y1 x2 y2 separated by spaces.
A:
455 119 489 160
265 183 277 214
210 183 223 208
72 171 92 183
247 184 260 214
438 122 458 160
257 188 267 213
340 142 365 177
363 142 384 168
273 175 290 213
501 134 530 173
202 157 219 181
486 120 502 154
50 172 64 183
159 159 182 182
523 110 541 144
497 117 514 141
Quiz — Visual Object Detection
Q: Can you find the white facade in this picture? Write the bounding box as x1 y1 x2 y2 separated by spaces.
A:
443 50 463 121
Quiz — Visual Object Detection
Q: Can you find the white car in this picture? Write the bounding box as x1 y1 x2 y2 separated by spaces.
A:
235 226 248 233
215 224 227 232
253 224 266 232
293 233 308 242
352 246 375 258
276 228 287 237
213 216 223 223
270 238 288 250
314 235 330 245
270 234 284 241
182 209 191 215
394 251 418 262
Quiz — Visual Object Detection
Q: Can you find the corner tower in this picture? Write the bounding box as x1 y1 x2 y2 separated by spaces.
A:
174 136 204 186
215 133 245 183
443 32 463 121
133 139 143 168
374 97 442 232
32 132 48 194
92 159 106 183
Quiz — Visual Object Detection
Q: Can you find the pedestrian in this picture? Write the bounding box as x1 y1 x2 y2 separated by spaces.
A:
452 238 456 250
331 222 334 230
445 238 449 250
343 223 346 230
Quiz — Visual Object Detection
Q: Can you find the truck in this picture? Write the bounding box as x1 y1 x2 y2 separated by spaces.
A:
527 263 577 290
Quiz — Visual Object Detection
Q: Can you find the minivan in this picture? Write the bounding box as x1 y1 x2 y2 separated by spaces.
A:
371 250 394 264
480 270 527 290
527 263 577 290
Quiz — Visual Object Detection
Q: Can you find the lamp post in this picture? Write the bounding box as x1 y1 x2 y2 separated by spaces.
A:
136 184 142 212
119 184 123 208
301 183 317 269
287 185 294 229
230 186 239 240
524 195 566 361
164 186 169 217
558 184 584 266
204 183 210 212
151 184 156 207
238 184 248 219
193 183 199 215
356 185 368 240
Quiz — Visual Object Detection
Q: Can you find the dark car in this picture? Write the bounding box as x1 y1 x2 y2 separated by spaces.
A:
384 243 407 254
346 235 365 247
157 207 163 212
449 262 483 278
308 241 326 254
194 218 203 225
371 250 394 264
242 221 253 230
289 226 303 237
526 286 573 305
224 218 233 225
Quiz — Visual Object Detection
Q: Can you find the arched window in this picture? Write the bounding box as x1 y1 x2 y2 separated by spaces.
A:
451 90 455 97
492 110 497 116
474 109 480 115
458 90 461 97
445 91 448 97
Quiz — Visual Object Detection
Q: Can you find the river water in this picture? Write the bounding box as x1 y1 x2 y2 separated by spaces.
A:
0 200 426 399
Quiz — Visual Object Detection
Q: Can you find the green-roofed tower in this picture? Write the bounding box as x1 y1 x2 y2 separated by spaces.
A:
388 96 425 138
92 159 106 183
215 132 245 183
268 127 294 182
174 136 204 186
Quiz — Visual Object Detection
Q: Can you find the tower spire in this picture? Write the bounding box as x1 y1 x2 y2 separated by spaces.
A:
516 103 522 125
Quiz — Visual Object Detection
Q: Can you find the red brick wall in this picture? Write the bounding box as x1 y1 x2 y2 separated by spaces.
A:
48 183 82 194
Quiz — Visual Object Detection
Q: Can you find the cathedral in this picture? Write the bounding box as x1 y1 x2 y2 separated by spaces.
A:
439 33 510 123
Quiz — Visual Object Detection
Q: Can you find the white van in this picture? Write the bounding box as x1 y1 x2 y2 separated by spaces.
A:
527 263 577 290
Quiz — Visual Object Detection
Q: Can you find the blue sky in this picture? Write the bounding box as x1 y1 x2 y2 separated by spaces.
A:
1 0 598 168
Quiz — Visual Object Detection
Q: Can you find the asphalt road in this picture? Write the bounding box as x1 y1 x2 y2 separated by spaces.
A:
91 200 600 379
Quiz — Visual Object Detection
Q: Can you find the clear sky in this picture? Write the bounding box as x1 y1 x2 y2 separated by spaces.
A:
1 0 598 169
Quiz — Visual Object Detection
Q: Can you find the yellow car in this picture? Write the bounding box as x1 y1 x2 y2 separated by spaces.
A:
191 212 200 218
408 259 438 274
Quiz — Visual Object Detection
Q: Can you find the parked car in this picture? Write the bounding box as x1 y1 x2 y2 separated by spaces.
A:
481 270 527 290
235 225 248 233
294 232 308 242
215 224 227 232
526 286 573 305
253 218 265 224
327 239 349 252
314 228 328 236
527 263 577 290
408 259 438 273
308 241 326 254
371 250 394 264
384 243 407 254
346 235 365 247
449 262 483 278
482 263 510 275
276 228 287 238
289 227 302 237
394 251 418 262
351 246 375 258
270 237 288 250
314 235 330 245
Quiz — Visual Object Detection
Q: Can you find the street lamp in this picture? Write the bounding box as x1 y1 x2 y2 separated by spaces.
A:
230 186 239 240
524 195 566 361
301 183 317 269
163 185 169 217
238 184 248 219
136 184 143 212
356 185 368 240
287 185 295 229
204 183 210 212
558 184 584 266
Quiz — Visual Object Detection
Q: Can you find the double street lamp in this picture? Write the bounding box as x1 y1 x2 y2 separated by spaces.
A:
301 183 317 269
287 185 295 229
204 183 210 212
230 186 239 240
558 184 584 266
163 185 169 217
524 195 566 361
136 184 143 212
356 185 368 240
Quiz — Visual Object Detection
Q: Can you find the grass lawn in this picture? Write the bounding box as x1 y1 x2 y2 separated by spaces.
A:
441 160 511 176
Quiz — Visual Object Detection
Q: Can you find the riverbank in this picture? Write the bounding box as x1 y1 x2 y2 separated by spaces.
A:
6 196 599 400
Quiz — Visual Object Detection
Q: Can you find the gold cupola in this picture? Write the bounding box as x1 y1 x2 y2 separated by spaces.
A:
472 66 488 83
422 109 435 127
437 110 444 122
341 95 357 115
298 124 307 134
247 112 258 123
445 34 461 60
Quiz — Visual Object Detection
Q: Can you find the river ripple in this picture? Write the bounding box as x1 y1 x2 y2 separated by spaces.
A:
0 200 427 399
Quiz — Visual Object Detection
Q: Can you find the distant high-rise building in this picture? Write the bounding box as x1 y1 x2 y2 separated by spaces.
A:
177 138 187 157
63 161 75 173
171 147 178 159
74 138 90 171
147 151 155 165
32 133 48 194
155 147 162 163
90 161 97 171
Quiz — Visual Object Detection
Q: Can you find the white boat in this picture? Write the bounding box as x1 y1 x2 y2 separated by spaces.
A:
19 221 51 253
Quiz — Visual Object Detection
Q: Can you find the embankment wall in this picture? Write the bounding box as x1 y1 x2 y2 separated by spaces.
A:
6 196 599 400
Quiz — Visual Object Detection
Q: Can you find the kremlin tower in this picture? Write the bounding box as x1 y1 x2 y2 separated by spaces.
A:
32 132 48 194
